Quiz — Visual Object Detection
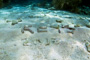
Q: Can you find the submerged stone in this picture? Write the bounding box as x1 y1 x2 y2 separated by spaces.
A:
86 23 90 28
17 19 22 22
50 24 59 29
39 26 47 29
6 20 11 23
21 25 34 34
11 20 18 25
56 20 63 23
85 42 90 52
37 28 47 32
75 24 81 27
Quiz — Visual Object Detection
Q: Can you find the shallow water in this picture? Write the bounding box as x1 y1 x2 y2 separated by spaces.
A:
0 1 90 60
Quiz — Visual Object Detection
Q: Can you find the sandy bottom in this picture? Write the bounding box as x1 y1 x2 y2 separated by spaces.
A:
0 6 90 60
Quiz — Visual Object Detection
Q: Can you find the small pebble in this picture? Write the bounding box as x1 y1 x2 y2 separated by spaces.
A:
39 26 47 29
56 20 63 23
37 28 47 32
58 28 61 33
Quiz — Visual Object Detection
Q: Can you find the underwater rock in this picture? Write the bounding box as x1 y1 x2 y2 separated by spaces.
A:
69 24 75 29
21 25 34 34
62 24 75 30
74 24 81 27
37 25 47 32
52 0 82 13
39 26 47 29
17 19 22 22
62 25 69 28
50 24 59 29
86 23 90 28
24 25 34 34
85 42 90 52
37 28 47 32
6 20 11 23
88 20 90 22
11 20 18 25
56 20 63 23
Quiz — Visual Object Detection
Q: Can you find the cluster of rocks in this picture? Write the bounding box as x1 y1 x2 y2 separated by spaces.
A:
6 19 22 25
21 25 34 34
